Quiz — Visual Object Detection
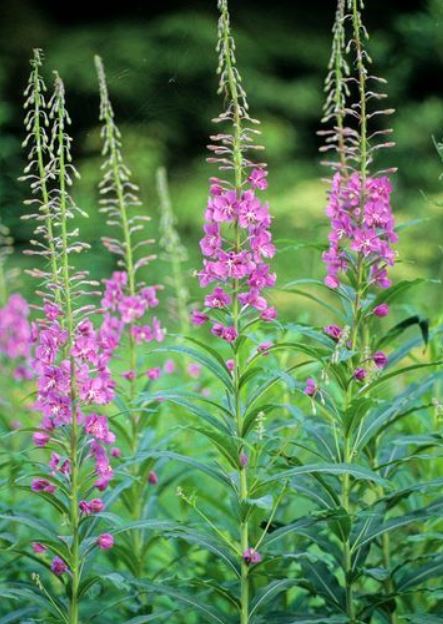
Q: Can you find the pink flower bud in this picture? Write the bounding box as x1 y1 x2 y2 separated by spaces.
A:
146 367 161 381
304 378 317 397
243 547 262 565
33 431 50 447
353 367 367 382
373 303 390 317
111 447 122 458
148 470 158 485
89 498 105 513
191 310 209 326
51 556 67 576
373 351 388 369
32 542 47 554
97 533 114 550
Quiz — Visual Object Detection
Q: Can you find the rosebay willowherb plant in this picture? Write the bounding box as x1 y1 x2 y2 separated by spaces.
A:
1 54 123 623
148 1 301 622
277 0 443 621
95 56 174 596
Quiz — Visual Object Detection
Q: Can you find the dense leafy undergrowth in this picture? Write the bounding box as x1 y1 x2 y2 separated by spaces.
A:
1 1 443 623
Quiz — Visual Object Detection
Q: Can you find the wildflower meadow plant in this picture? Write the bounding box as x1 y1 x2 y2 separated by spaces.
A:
1 3 443 624
7 52 120 624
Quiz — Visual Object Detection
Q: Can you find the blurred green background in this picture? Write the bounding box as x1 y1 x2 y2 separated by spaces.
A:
0 0 443 322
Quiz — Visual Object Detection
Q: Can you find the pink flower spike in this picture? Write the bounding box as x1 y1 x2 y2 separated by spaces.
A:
97 533 114 550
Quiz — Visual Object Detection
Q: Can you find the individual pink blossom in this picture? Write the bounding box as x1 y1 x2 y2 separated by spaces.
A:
304 378 317 397
373 303 390 317
146 367 162 381
187 362 202 379
324 325 342 341
248 168 268 191
85 414 115 445
33 431 50 447
373 351 388 369
51 556 67 576
354 367 367 382
97 533 114 550
257 342 273 355
148 470 158 485
31 478 55 494
243 547 262 565
260 307 277 322
191 310 209 326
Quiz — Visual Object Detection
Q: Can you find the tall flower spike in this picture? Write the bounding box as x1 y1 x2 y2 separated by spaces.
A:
95 55 165 392
25 71 117 624
318 0 351 176
321 0 397 295
156 166 189 335
195 0 276 338
194 2 276 623
21 50 60 300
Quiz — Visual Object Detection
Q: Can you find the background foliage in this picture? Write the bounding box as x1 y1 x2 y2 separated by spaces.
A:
1 0 443 320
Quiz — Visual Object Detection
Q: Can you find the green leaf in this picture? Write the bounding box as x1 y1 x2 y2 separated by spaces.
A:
264 463 388 487
376 315 429 349
300 559 346 608
133 581 228 624
396 556 443 592
166 528 240 576
356 372 443 450
250 580 297 619
373 278 434 306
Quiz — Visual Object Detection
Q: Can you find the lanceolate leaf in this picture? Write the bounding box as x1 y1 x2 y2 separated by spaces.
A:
396 556 443 592
264 463 388 487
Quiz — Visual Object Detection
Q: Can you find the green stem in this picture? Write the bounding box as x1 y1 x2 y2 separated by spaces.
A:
221 4 249 620
55 81 80 624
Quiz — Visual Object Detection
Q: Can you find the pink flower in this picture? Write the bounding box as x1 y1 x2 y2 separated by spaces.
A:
148 470 158 485
373 303 390 317
324 325 342 341
51 556 67 576
243 547 262 565
122 370 136 381
89 498 105 513
257 342 273 355
248 168 268 191
111 447 122 458
260 307 277 322
85 414 115 445
146 367 161 381
354 367 367 382
31 478 55 494
211 324 238 342
33 431 50 447
32 542 47 554
164 359 176 374
97 533 114 550
373 351 388 369
191 310 209 326
226 359 235 372
186 363 201 379
304 378 317 397
204 287 231 308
